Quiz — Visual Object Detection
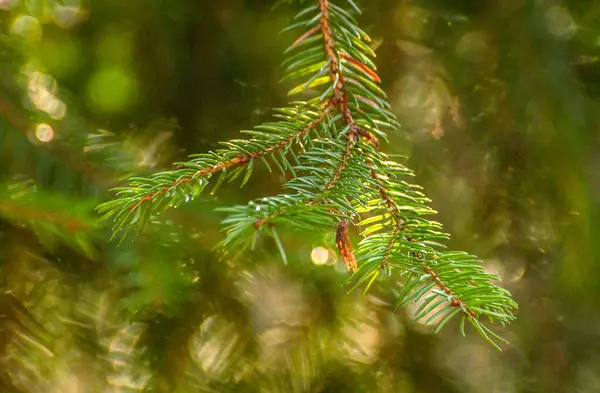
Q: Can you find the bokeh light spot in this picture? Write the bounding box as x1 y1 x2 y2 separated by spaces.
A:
54 4 88 29
35 123 54 143
11 15 42 42
24 67 67 119
48 100 67 120
455 31 488 63
545 6 576 39
86 67 138 113
311 247 329 265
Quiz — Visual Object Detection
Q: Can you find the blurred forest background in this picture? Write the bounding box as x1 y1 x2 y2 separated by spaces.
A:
1 0 599 392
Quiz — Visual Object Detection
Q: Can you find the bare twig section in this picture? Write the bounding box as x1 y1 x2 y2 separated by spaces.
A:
129 107 333 212
424 264 476 317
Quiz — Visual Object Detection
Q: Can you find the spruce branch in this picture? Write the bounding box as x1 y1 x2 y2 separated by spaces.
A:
97 0 517 348
97 104 332 238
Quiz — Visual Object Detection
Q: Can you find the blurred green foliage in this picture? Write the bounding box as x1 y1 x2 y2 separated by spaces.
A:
0 0 599 392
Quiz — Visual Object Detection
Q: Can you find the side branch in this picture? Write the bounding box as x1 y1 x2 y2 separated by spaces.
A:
129 107 332 212
370 170 404 268
370 171 475 317
322 129 357 193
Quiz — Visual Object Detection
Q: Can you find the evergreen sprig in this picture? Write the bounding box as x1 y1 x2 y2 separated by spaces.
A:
97 0 517 348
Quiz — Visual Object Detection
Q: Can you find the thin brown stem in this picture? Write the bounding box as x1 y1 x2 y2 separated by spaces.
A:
370 170 404 269
316 0 363 200
322 130 357 193
319 0 354 125
253 205 293 230
370 170 474 316
130 107 332 212
423 264 476 317
381 225 401 269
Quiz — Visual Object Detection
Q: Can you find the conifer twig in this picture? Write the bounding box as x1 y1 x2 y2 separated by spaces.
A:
370 169 475 317
129 107 333 212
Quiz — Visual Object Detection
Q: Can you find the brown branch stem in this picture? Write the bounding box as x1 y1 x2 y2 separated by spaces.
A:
130 107 332 212
322 130 357 193
370 169 474 316
370 169 404 269
319 0 354 125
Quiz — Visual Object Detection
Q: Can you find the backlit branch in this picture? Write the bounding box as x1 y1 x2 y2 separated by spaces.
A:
97 0 517 348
